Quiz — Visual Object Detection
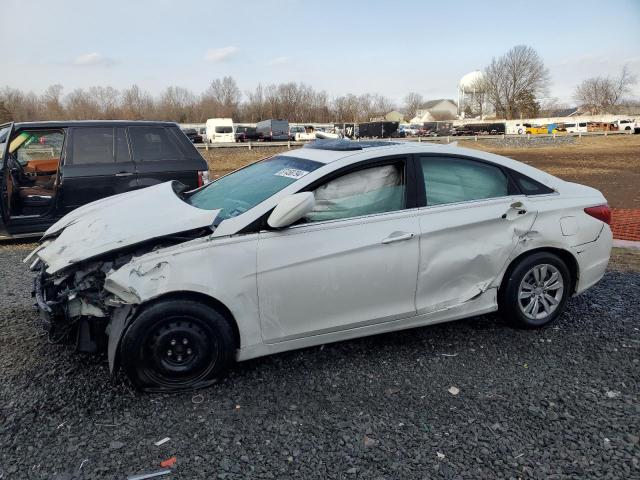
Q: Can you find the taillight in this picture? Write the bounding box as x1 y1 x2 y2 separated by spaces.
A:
198 170 210 187
584 204 611 225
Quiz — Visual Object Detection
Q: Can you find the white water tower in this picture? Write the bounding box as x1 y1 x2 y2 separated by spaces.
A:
458 70 486 118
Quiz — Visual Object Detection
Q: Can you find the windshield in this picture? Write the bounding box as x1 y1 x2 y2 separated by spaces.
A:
186 155 323 224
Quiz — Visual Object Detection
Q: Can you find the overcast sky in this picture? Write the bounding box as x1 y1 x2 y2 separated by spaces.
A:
2 0 639 105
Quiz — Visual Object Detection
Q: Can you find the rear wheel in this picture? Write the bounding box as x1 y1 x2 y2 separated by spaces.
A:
499 252 572 328
120 300 235 392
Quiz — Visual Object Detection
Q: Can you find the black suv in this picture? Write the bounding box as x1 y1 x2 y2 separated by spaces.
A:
0 121 209 239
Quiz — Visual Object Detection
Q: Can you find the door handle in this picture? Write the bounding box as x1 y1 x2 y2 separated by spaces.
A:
382 232 415 244
502 201 528 219
115 172 134 177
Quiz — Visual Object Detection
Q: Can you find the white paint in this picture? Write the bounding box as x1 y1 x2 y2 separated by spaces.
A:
37 182 219 274
31 142 612 365
560 216 578 236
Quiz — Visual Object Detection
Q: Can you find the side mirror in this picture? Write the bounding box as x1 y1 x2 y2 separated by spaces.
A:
267 192 316 229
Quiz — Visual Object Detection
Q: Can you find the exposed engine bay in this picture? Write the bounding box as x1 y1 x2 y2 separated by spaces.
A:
31 229 210 358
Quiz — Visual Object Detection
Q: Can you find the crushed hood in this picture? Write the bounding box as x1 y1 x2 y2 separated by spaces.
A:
35 182 219 273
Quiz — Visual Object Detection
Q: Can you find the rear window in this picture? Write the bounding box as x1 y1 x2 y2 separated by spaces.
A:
71 128 114 164
215 126 233 134
129 126 184 161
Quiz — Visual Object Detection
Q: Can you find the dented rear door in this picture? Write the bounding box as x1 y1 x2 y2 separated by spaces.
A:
415 197 536 314
414 155 536 314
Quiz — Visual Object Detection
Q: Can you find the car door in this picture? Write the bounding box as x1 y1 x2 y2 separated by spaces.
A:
129 125 204 189
0 122 14 237
414 155 537 314
59 127 136 213
256 157 421 343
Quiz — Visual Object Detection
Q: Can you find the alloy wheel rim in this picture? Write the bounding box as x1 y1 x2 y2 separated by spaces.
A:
517 264 564 321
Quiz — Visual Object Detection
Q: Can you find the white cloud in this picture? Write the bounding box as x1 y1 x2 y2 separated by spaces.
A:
204 46 240 62
267 56 290 66
73 52 116 67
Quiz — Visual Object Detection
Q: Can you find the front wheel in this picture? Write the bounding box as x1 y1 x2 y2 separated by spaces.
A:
499 252 572 328
119 300 235 392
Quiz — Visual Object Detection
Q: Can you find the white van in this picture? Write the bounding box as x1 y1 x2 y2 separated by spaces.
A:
205 118 235 143
563 122 588 134
616 119 635 132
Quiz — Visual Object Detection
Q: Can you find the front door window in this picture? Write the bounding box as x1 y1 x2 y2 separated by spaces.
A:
7 129 64 216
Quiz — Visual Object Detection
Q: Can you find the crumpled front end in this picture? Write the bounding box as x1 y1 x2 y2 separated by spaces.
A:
27 227 213 367
32 255 135 353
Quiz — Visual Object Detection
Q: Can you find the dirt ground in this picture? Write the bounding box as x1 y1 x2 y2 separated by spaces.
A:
609 247 640 272
200 135 640 209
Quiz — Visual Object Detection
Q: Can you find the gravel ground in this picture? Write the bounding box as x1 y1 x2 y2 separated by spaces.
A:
481 136 576 148
1 242 638 479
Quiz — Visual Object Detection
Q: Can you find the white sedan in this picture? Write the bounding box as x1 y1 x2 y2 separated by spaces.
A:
28 140 612 391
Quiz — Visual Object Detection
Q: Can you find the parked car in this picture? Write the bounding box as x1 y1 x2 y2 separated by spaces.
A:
616 119 635 132
205 118 235 143
256 119 290 141
27 140 612 391
289 125 316 141
0 121 209 239
181 128 203 143
562 122 588 134
235 126 260 142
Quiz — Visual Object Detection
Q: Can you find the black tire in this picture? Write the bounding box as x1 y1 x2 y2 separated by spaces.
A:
499 252 572 328
119 299 235 392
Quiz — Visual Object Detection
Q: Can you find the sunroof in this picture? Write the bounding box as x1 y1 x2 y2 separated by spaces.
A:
304 139 401 151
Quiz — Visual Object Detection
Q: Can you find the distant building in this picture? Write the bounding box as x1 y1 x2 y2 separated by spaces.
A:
410 99 458 124
384 110 405 123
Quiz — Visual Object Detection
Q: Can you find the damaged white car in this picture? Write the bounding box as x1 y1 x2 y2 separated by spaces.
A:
27 140 612 391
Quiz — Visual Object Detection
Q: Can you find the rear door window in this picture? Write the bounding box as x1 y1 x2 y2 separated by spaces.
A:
420 156 508 206
70 128 114 164
129 126 183 161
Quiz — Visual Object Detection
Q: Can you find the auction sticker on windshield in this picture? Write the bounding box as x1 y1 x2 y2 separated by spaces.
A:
275 168 310 179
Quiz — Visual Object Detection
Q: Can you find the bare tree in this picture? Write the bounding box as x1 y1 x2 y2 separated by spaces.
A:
41 84 65 120
204 76 241 118
0 87 41 121
120 85 154 119
483 45 550 119
574 65 637 114
157 86 195 122
64 89 100 119
89 86 121 119
403 92 423 121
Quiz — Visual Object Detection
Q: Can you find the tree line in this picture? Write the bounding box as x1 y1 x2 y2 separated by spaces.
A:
0 79 400 124
0 46 636 124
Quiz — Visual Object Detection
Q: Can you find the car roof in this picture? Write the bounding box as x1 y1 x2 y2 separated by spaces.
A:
279 140 562 189
13 120 178 129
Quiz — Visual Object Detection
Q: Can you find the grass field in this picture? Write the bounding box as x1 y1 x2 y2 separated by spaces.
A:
201 135 640 210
